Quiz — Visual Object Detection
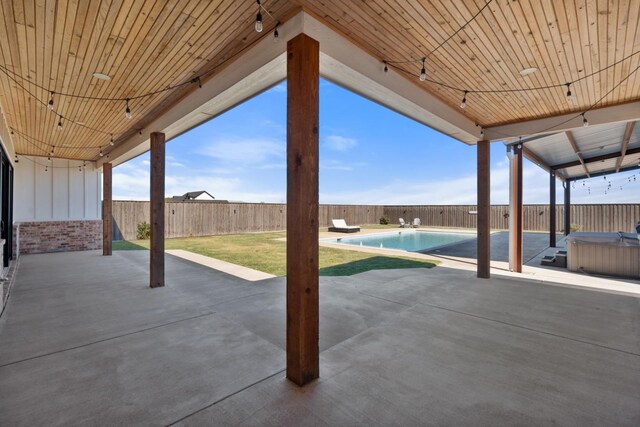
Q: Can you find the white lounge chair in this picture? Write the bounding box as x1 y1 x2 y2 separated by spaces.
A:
399 218 409 228
329 219 360 233
412 218 421 228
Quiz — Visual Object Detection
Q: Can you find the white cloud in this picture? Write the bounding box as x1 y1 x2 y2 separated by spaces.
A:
321 159 367 171
324 135 357 151
319 162 552 205
199 137 284 165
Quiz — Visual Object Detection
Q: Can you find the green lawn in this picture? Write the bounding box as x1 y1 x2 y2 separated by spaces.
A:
114 231 438 276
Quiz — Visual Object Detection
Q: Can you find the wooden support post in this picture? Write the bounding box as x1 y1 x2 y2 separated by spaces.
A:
150 132 165 288
550 171 556 247
510 144 523 272
477 140 491 278
564 181 571 236
286 33 319 386
102 163 112 256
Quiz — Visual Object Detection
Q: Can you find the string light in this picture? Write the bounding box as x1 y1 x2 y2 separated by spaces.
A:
48 92 54 110
99 147 104 157
57 115 63 130
14 155 19 163
419 57 426 81
125 99 132 120
255 0 263 33
383 61 388 73
460 91 468 109
582 113 589 127
273 24 279 39
110 134 115 146
565 83 572 102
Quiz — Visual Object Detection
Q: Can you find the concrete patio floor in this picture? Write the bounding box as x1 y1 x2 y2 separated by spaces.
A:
0 250 639 425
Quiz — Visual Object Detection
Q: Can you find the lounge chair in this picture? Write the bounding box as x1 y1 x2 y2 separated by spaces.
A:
399 218 409 228
329 219 360 233
412 218 421 228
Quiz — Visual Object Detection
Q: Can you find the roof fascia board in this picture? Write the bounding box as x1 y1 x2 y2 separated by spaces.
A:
484 101 640 141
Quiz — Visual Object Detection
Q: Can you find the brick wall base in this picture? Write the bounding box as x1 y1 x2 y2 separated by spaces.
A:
14 220 103 255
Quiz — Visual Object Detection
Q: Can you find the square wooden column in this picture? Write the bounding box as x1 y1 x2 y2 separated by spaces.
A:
102 163 112 256
477 140 491 278
509 144 523 272
150 132 165 288
286 33 319 386
549 171 556 247
563 181 571 236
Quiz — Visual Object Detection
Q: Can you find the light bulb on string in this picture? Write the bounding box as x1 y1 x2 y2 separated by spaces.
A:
419 57 426 81
582 113 589 127
110 134 115 146
383 61 388 73
273 24 279 39
255 9 263 33
125 99 132 120
565 83 572 103
57 115 63 130
15 155 19 163
99 147 104 157
460 91 468 109
48 92 55 110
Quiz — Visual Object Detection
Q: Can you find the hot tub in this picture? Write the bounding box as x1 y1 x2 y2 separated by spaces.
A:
566 232 640 278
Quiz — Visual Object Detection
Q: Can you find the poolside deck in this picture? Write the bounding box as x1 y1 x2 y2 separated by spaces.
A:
1 249 638 425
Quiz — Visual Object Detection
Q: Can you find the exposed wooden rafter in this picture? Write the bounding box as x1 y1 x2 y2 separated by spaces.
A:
522 146 565 181
615 121 636 172
564 130 590 178
552 146 640 170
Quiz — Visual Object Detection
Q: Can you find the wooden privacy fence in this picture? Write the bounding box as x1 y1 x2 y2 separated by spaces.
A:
384 204 640 233
112 201 384 240
112 201 640 240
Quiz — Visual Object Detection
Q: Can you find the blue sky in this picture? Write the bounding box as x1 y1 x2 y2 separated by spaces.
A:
113 79 639 204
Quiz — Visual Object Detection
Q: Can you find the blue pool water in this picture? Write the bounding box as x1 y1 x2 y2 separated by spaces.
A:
328 230 476 252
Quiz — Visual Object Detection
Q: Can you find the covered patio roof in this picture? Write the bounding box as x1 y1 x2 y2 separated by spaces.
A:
0 1 638 165
504 120 640 181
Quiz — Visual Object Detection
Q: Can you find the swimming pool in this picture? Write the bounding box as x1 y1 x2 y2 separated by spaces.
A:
327 230 476 252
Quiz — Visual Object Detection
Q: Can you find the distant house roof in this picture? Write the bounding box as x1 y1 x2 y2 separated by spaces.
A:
170 191 215 201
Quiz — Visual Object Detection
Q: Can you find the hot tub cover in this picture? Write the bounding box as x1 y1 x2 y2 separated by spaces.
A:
566 232 640 247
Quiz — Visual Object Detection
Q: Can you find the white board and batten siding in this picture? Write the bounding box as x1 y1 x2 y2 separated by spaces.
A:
14 156 102 222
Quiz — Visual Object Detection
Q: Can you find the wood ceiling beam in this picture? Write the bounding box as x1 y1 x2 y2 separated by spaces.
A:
569 164 640 182
483 102 640 141
615 121 636 172
551 146 640 170
565 130 590 178
521 146 565 181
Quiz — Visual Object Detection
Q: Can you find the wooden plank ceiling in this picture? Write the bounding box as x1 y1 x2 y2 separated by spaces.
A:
0 0 296 160
0 0 639 161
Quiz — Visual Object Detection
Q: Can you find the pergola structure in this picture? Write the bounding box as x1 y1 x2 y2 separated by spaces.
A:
1 1 639 386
